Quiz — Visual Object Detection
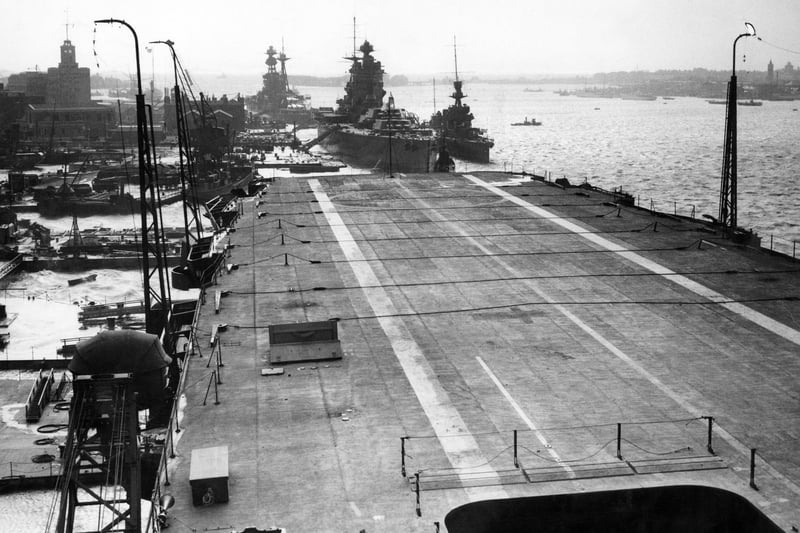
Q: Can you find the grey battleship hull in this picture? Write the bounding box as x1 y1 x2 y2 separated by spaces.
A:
318 125 437 173
443 135 493 163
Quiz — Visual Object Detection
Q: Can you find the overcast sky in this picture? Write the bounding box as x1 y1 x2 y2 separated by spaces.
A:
2 0 799 79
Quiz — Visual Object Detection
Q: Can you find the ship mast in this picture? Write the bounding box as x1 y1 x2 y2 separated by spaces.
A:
432 77 436 114
451 36 465 108
279 38 290 96
454 35 459 83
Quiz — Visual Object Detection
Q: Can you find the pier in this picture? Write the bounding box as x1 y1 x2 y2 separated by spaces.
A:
77 300 145 320
0 255 22 280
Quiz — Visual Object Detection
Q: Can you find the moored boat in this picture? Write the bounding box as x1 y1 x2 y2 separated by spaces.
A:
37 191 139 217
191 168 255 203
67 273 97 286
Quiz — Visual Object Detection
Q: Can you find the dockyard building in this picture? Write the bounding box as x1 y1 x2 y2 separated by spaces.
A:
45 39 91 106
9 37 119 150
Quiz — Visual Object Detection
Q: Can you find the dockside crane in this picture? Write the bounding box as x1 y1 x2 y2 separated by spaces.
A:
150 39 204 247
149 41 228 290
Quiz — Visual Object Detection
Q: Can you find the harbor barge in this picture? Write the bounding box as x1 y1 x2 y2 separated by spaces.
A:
160 170 800 532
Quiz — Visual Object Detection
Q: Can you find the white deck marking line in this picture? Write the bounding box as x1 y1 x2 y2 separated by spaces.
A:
349 501 362 517
464 174 800 347
310 179 508 501
463 174 800 498
477 356 574 476
394 181 577 474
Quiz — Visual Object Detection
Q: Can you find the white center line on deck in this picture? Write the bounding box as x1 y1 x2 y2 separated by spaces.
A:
309 179 508 501
349 501 362 517
463 173 800 498
394 181 575 475
476 356 573 475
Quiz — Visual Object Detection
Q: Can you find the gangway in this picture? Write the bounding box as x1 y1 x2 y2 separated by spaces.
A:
0 255 23 281
302 125 338 150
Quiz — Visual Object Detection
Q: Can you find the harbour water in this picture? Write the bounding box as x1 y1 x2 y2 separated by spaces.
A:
0 202 191 361
0 81 798 531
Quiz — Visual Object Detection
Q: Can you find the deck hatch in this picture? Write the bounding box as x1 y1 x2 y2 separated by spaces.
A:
267 320 343 363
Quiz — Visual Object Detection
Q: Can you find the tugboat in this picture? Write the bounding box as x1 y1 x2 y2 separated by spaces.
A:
429 38 494 163
250 44 315 128
316 39 437 173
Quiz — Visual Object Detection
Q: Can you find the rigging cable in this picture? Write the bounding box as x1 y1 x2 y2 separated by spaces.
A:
238 243 723 267
225 266 800 296
225 293 799 328
757 36 800 56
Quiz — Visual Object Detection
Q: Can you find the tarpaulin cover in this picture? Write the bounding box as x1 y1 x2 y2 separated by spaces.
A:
70 329 172 375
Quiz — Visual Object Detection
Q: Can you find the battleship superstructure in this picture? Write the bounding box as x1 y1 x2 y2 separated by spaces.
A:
429 40 493 163
251 45 315 128
316 40 437 173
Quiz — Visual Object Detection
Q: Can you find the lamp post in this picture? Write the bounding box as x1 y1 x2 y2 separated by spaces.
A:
718 22 756 232
94 18 168 336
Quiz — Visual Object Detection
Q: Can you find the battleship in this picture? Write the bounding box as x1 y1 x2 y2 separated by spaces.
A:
429 39 494 163
249 45 315 129
316 40 437 173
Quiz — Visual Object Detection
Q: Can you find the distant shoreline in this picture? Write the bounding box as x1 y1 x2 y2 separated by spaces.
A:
1 67 786 88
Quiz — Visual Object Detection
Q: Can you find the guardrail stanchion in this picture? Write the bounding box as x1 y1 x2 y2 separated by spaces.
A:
415 471 421 517
750 448 758 490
